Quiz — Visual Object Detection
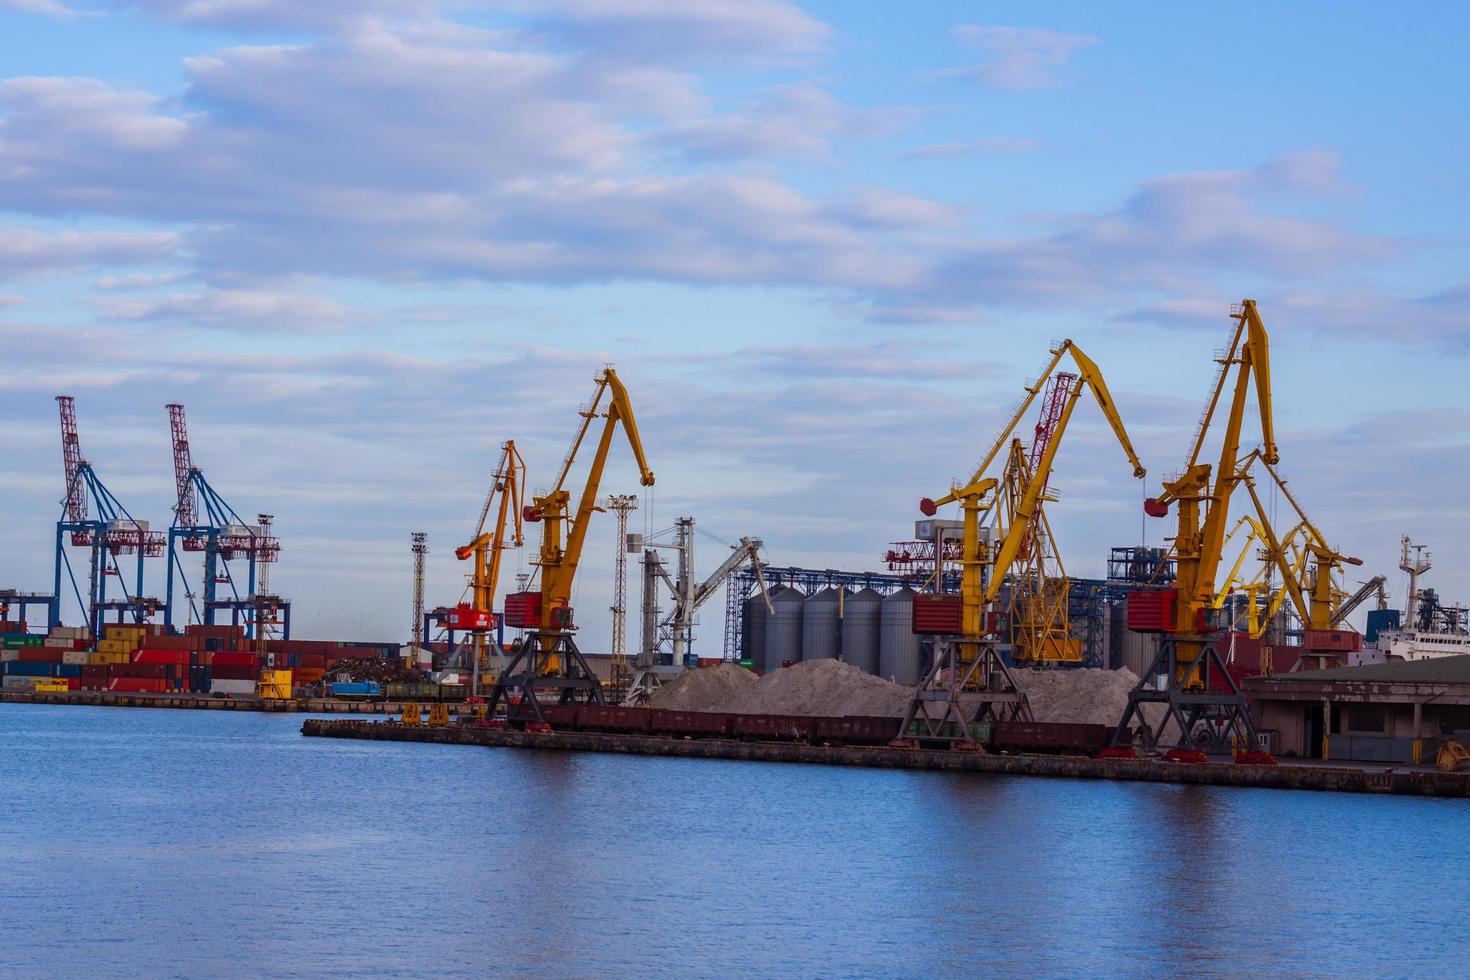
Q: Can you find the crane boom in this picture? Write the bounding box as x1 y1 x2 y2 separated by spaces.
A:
56 396 87 531
531 368 654 633
920 339 1145 639
1333 576 1387 627
167 404 197 527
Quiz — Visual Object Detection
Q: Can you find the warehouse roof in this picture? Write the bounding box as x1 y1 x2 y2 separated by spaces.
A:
1258 654 1470 686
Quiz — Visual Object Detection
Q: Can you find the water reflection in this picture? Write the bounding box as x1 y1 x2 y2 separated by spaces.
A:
0 705 1464 977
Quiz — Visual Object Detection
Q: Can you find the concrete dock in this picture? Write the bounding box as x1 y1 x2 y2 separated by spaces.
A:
0 689 475 714
301 718 1470 798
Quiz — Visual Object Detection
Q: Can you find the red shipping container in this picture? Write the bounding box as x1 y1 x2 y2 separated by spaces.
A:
210 665 260 681
185 624 244 638
212 651 259 668
18 649 64 663
135 649 190 665
109 677 167 693
911 594 963 635
139 634 194 650
108 663 168 679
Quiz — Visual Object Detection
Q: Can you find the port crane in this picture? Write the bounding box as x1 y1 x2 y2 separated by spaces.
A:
901 340 1146 745
627 517 769 704
1115 299 1360 753
452 440 526 695
487 368 654 721
164 404 286 637
52 395 165 638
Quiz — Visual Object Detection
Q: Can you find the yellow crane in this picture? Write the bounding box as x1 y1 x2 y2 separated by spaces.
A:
901 340 1145 745
489 368 654 720
453 440 526 695
1118 299 1329 756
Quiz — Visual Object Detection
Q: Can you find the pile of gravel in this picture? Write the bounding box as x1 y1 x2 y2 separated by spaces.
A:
649 659 1160 727
1009 667 1142 726
648 662 758 711
725 660 913 718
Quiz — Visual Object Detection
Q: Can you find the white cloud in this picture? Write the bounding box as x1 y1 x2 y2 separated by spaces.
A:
663 82 910 162
0 0 74 17
131 0 444 31
95 288 348 331
526 0 831 67
0 227 179 279
947 25 1098 90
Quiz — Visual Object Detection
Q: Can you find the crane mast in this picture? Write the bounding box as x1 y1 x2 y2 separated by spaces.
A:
488 368 654 723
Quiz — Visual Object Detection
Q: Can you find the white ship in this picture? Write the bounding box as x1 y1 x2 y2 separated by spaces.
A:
1349 537 1470 666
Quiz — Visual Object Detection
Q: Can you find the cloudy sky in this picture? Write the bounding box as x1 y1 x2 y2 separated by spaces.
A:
2 1 1467 649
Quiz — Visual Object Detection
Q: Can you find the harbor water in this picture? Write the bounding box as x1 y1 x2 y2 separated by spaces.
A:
1 703 1465 976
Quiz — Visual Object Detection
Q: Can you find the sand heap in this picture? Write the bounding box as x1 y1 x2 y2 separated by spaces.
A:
725 659 914 717
651 659 1157 726
648 662 758 711
1009 667 1143 726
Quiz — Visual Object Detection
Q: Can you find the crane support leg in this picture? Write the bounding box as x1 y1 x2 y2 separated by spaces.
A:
1111 634 1257 753
487 630 606 721
897 637 1032 747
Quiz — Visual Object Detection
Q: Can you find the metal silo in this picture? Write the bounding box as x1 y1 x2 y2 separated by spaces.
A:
742 593 770 664
801 587 841 661
763 586 804 672
841 587 883 674
880 587 923 685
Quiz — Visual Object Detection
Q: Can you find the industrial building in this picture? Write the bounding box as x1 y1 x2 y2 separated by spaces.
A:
1244 656 1470 762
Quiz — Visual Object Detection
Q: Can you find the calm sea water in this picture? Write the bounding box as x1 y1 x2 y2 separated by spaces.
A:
1 703 1465 977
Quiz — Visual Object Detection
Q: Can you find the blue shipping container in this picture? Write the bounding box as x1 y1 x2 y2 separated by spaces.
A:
4 661 57 677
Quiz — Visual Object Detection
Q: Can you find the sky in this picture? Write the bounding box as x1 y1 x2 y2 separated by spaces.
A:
1 0 1468 651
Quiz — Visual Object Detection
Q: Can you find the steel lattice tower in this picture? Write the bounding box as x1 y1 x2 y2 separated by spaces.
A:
606 496 639 687
411 532 428 660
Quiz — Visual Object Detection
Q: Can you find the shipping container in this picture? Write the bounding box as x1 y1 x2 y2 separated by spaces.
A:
108 677 167 693
4 661 57 677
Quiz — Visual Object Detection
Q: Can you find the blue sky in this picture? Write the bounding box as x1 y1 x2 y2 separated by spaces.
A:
2 0 1467 648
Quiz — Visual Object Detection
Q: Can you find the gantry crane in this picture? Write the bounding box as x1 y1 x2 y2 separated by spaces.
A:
52 395 165 638
488 368 654 721
626 517 769 704
900 340 1146 746
452 440 526 695
164 404 285 637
